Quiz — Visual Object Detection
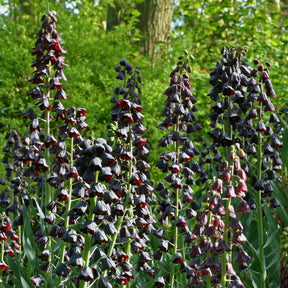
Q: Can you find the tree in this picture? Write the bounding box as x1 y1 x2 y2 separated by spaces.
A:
106 0 173 57
136 0 173 57
106 2 121 32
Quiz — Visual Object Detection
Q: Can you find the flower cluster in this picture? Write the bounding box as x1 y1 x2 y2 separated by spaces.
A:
203 46 282 287
0 11 91 287
100 59 154 286
208 46 282 203
153 51 203 287
52 59 153 288
189 144 251 287
0 12 284 288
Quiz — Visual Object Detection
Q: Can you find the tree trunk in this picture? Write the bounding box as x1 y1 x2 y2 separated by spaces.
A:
107 3 121 32
136 0 173 57
106 0 173 57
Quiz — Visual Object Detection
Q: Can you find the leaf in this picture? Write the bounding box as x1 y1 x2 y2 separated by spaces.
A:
265 249 279 259
22 205 40 273
7 256 34 288
271 181 288 226
135 278 156 288
248 267 260 275
130 9 141 17
263 228 280 249
247 241 259 261
277 205 288 226
25 191 47 234
280 116 288 170
271 180 288 208
247 268 261 287
266 253 280 270
264 205 279 232
34 196 46 220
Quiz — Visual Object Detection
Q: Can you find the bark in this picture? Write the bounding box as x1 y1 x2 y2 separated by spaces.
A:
106 0 173 57
107 3 121 32
136 0 173 57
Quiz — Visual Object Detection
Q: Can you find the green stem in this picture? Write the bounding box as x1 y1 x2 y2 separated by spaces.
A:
221 197 232 287
205 275 212 288
170 189 179 288
104 124 134 288
44 109 51 207
18 224 22 252
44 65 53 286
227 96 232 140
205 211 212 288
1 240 4 262
44 64 52 209
104 184 132 278
221 91 233 287
123 124 134 288
58 137 74 286
0 238 4 285
169 119 181 288
79 195 98 288
256 101 266 288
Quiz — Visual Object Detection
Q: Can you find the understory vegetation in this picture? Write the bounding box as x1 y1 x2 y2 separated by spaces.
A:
0 1 288 288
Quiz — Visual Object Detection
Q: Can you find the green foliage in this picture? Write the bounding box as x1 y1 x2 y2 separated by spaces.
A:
0 1 287 287
173 0 288 106
239 204 280 287
1 0 287 166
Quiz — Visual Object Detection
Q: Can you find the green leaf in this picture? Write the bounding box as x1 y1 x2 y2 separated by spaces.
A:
263 228 280 249
25 191 48 234
266 253 280 270
7 256 34 288
22 205 40 273
280 116 288 170
264 205 279 233
135 277 156 288
130 9 141 17
247 268 261 287
247 241 259 260
33 197 46 220
272 180 288 208
265 249 279 260
277 205 288 226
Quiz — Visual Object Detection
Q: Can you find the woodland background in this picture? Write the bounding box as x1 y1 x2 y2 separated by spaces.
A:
0 1 288 287
0 0 288 169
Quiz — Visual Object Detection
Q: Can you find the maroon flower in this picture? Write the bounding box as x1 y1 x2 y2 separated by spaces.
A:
232 231 248 243
155 276 165 287
211 178 223 193
173 252 184 264
65 166 78 178
199 267 212 276
176 216 187 227
228 218 244 231
237 201 251 213
44 213 56 225
54 263 71 277
215 239 231 253
31 276 44 287
171 177 182 189
224 185 236 198
221 169 231 183
79 267 94 282
237 169 247 181
189 245 202 258
129 174 142 186
237 250 252 262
